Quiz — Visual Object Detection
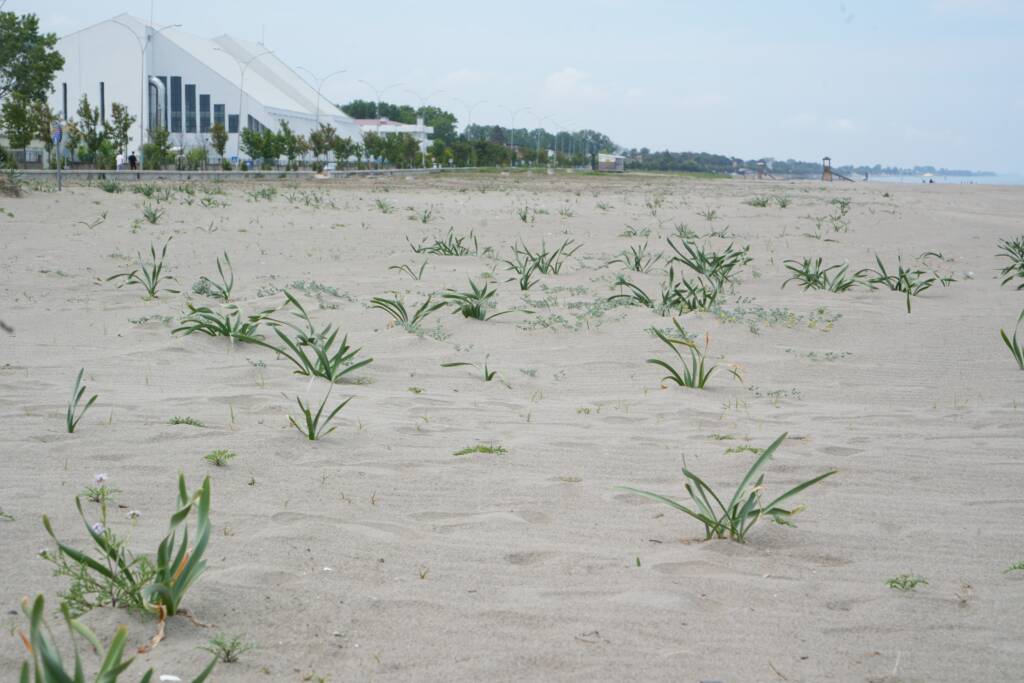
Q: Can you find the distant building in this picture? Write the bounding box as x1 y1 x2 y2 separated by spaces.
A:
48 13 362 162
597 153 626 172
353 118 434 154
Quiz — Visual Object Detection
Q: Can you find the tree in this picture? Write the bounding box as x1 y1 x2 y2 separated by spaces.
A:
107 103 136 156
29 98 57 156
331 136 357 166
1 95 35 155
362 131 385 164
417 105 458 145
0 12 64 101
383 133 420 168
276 120 307 168
142 127 171 169
63 119 82 162
210 122 228 160
75 95 107 163
307 122 337 161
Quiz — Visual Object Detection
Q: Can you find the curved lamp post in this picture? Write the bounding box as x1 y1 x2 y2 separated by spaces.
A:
214 46 274 160
452 97 487 142
108 19 181 161
295 66 347 128
498 105 531 167
404 88 444 168
357 79 404 131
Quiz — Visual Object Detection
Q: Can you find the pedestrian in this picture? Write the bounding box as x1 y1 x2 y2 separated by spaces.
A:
116 151 125 170
128 151 138 171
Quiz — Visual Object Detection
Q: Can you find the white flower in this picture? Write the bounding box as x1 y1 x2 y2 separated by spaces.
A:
127 510 141 520
91 522 105 534
94 473 108 484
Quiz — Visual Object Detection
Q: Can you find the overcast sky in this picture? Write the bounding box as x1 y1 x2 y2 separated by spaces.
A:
14 0 1024 172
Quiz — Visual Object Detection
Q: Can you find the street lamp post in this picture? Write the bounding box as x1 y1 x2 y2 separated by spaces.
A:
357 79 404 130
499 105 530 167
214 47 274 162
404 88 444 168
108 19 181 163
452 97 486 142
295 66 347 128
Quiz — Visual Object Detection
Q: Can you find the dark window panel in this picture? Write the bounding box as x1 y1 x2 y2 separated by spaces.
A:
214 104 225 127
228 114 238 134
170 76 182 133
99 82 105 121
199 94 211 133
185 84 196 133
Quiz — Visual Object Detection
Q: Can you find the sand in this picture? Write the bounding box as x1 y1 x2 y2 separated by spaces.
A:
1 171 1022 682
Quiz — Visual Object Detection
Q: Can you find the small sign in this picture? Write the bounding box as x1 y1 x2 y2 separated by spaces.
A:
51 122 62 145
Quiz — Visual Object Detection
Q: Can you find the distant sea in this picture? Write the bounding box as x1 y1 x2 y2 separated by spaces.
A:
866 174 1024 186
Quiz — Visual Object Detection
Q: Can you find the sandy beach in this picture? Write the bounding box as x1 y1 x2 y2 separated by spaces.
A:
1 171 1022 682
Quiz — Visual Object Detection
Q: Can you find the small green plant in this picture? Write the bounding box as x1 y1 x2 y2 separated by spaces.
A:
169 416 205 427
453 443 507 456
887 574 928 591
858 254 955 313
774 195 791 208
173 303 273 341
81 482 119 505
509 239 581 275
99 180 123 193
610 266 720 316
370 294 444 329
107 238 178 299
141 203 164 224
441 355 499 382
408 227 479 256
697 207 719 222
1000 309 1024 370
608 241 662 273
515 204 532 223
997 235 1024 289
17 594 217 682
619 433 836 542
204 449 236 466
132 183 157 198
66 369 98 433
289 389 353 440
192 252 234 301
256 292 372 382
76 211 107 229
375 198 396 213
673 223 698 239
782 257 863 292
503 255 540 291
745 196 771 208
201 633 257 664
1004 561 1024 573
667 238 751 287
247 187 277 202
389 260 429 280
647 320 741 389
412 206 434 223
442 279 516 320
620 224 651 238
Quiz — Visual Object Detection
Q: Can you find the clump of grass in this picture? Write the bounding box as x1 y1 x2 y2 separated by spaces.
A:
411 206 434 223
887 574 928 591
289 389 352 440
515 204 532 223
389 260 429 280
141 202 164 224
608 241 662 273
620 224 651 238
107 238 178 299
174 303 272 341
782 257 863 292
16 594 217 682
453 443 507 456
619 433 836 542
441 355 499 382
857 254 955 313
1004 561 1024 573
509 239 581 275
442 279 517 320
1001 309 1024 370
98 180 123 193
502 251 540 290
375 198 396 213
204 449 236 466
192 252 234 301
370 294 444 330
997 235 1024 289
169 416 205 427
132 182 158 198
647 319 741 389
408 227 479 255
610 266 721 316
667 238 751 287
774 195 791 208
256 291 372 383
746 196 771 208
201 633 257 663
66 368 98 433
247 187 277 202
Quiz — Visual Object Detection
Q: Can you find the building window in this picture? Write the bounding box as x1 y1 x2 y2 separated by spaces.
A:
170 76 182 133
228 114 239 134
99 82 105 121
214 104 225 128
199 94 211 133
185 84 196 133
247 115 266 132
62 83 67 119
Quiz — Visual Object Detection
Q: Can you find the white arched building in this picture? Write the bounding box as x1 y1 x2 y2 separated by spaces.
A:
49 14 361 162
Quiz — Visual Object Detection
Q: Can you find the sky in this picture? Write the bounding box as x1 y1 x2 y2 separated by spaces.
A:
13 0 1024 172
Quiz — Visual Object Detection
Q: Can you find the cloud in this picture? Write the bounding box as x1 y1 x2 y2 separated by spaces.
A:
542 67 606 100
830 117 857 132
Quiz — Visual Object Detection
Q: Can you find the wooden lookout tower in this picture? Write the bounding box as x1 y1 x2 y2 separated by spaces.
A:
822 156 833 181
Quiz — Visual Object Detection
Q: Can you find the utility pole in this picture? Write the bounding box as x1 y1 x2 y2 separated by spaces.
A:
499 105 530 168
215 47 274 161
295 66 347 128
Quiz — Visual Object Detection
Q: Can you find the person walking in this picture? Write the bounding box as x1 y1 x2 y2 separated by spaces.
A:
128 151 138 171
116 151 125 170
